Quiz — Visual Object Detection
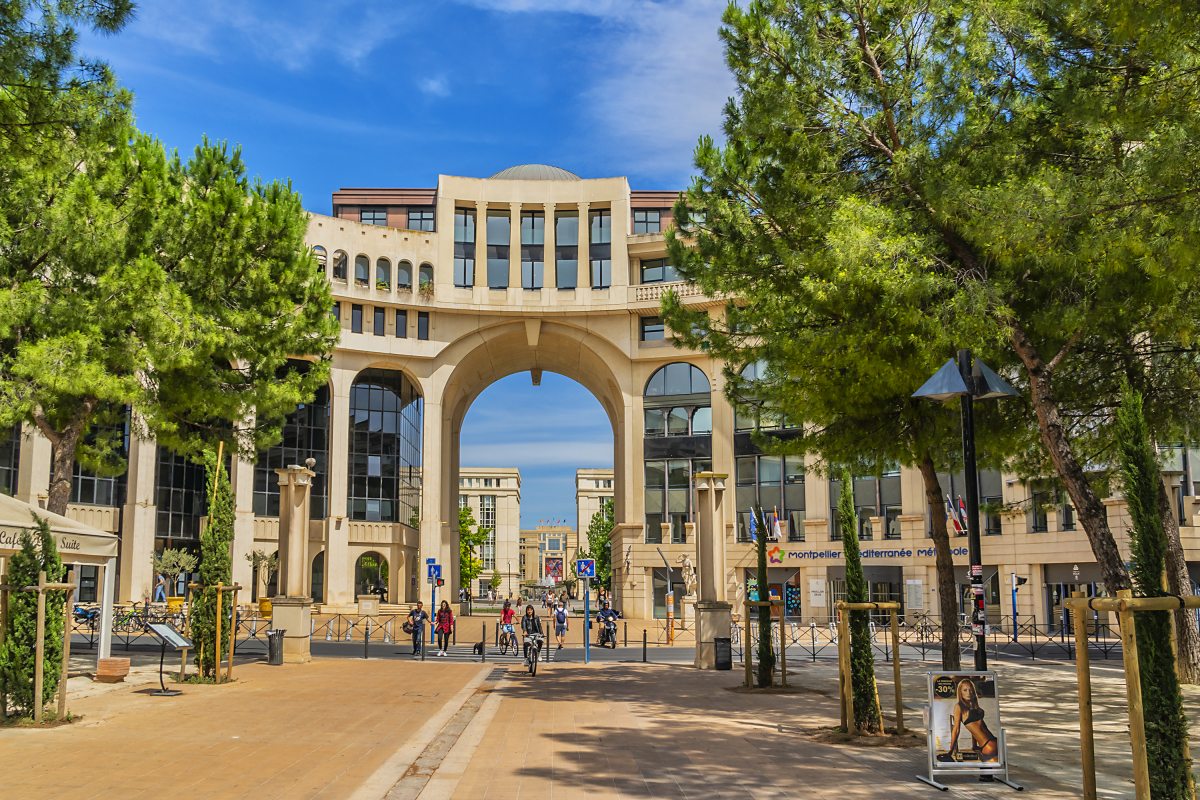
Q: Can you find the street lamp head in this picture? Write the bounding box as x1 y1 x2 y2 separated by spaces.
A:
913 356 1020 403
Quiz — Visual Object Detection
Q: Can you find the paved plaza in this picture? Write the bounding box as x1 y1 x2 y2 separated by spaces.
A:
2 647 1187 800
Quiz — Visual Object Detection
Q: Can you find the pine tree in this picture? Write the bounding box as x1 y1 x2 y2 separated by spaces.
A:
0 517 66 717
190 449 234 678
754 508 775 687
840 469 881 733
1116 386 1190 798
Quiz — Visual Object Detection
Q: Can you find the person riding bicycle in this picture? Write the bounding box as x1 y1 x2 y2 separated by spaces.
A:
521 604 544 663
596 601 618 646
500 600 516 640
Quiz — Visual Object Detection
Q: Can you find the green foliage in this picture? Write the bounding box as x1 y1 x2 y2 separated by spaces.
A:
0 15 338 515
0 517 66 716
189 450 234 678
839 469 882 733
754 509 775 687
153 549 198 598
576 499 614 590
664 0 1200 599
488 572 502 592
1116 386 1191 798
458 504 490 589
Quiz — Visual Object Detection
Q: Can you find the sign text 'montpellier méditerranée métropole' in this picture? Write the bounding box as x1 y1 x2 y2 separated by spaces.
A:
771 546 970 561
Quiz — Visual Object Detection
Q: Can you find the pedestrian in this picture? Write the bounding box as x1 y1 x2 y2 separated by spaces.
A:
407 601 429 655
374 575 387 603
154 574 167 603
435 599 454 656
553 601 569 650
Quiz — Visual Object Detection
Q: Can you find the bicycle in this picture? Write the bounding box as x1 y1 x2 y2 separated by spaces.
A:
523 633 544 676
498 624 516 655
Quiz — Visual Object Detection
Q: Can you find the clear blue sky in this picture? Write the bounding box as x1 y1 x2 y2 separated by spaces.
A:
79 0 732 527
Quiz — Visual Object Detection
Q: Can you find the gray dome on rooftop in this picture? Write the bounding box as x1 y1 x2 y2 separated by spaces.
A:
489 164 581 181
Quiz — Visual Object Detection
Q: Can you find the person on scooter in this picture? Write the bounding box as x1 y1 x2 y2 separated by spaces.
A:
596 601 618 647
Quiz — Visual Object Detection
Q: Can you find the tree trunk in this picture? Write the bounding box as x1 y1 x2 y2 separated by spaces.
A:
1007 323 1131 594
918 453 961 670
1157 481 1200 684
33 398 97 517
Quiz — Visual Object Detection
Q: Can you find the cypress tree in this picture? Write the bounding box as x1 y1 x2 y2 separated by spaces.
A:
1115 386 1191 798
0 517 66 717
754 507 775 687
839 468 881 733
189 449 234 678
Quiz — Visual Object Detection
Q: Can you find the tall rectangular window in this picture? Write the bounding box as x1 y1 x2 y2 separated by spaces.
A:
454 209 476 287
407 207 435 231
480 495 496 569
486 211 510 289
396 309 407 338
737 455 805 542
521 211 544 290
360 207 387 226
254 374 329 519
589 209 611 288
633 209 661 234
156 448 207 540
417 311 429 340
373 307 385 336
351 304 363 334
71 411 130 507
0 424 19 497
555 210 578 289
645 458 697 544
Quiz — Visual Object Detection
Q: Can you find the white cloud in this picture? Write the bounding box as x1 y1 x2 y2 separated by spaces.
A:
418 76 451 97
128 0 407 71
460 440 614 468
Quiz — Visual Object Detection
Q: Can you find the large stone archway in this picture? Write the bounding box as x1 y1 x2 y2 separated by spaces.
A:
418 319 635 603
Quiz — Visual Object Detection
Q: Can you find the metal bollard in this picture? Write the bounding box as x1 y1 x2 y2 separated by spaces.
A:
481 622 486 663
624 621 628 648
364 618 370 660
643 629 647 663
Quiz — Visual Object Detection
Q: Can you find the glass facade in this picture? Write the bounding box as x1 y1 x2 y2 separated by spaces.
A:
829 472 900 542
71 409 131 507
644 363 710 397
0 424 19 497
736 455 805 542
589 209 611 288
156 448 206 540
645 458 711 544
521 211 544 290
254 366 329 519
347 369 422 524
931 470 1004 536
486 211 510 289
555 210 578 289
454 209 476 287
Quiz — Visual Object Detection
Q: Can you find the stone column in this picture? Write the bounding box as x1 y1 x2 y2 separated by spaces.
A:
229 450 255 592
274 461 315 663
694 471 732 669
15 422 51 508
325 378 351 606
509 201 522 291
578 202 590 290
544 202 556 294
474 201 487 290
119 429 157 603
418 393 445 607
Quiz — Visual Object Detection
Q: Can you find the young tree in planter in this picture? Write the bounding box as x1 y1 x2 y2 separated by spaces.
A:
0 518 65 717
190 450 234 678
152 549 198 599
753 508 776 688
839 469 882 734
1115 387 1191 798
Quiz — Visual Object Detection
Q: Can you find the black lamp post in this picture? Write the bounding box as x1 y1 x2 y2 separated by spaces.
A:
913 350 1019 670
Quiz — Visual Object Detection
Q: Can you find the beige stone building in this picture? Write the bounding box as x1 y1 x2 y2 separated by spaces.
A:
522 524 577 589
5 163 1200 625
576 468 614 536
458 467 521 598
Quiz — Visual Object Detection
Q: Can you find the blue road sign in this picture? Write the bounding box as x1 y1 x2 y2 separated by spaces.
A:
577 559 596 578
427 564 441 579
426 558 436 564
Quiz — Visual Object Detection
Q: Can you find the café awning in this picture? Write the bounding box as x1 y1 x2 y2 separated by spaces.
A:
0 491 119 563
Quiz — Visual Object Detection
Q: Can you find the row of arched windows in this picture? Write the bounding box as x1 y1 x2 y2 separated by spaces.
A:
312 247 433 292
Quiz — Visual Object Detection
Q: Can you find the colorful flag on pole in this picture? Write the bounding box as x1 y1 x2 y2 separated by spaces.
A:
958 497 969 532
946 495 964 535
749 510 758 542
771 507 784 541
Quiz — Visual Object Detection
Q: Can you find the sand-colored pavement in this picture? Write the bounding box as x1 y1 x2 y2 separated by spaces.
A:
0 658 491 800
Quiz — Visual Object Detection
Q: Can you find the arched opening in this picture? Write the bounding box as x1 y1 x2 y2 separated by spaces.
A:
355 551 389 601
418 263 434 290
311 551 325 604
376 258 391 290
332 250 348 281
312 246 327 272
397 260 413 291
355 255 370 286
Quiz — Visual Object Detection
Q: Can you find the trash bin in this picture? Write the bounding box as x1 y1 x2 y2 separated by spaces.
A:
714 637 732 670
266 629 286 665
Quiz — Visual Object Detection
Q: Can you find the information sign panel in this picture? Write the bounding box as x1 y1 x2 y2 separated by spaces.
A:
577 559 596 578
917 671 1020 790
147 623 192 650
